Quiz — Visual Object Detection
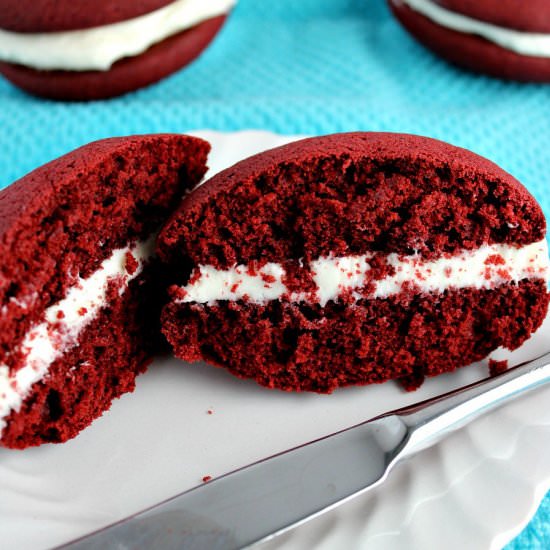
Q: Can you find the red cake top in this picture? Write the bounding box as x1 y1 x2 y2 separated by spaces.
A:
0 0 176 33
435 0 550 33
158 132 546 271
0 134 209 358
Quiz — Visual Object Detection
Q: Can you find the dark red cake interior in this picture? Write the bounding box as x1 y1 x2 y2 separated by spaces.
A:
163 280 548 392
159 133 549 393
159 133 545 268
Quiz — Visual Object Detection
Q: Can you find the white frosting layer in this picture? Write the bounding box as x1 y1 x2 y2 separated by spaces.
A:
0 237 154 437
311 255 372 307
397 0 550 58
0 0 235 71
178 240 549 307
184 263 288 304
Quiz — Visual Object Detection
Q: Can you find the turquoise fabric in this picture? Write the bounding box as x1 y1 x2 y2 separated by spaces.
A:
0 0 548 546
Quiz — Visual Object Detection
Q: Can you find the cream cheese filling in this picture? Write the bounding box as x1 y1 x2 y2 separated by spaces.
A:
177 240 549 307
396 0 550 58
0 0 236 71
0 236 155 438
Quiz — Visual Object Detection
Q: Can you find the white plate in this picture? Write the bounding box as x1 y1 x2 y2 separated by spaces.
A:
0 131 548 550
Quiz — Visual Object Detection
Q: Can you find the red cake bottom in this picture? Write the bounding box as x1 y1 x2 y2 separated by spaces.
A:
1 267 163 450
162 280 549 393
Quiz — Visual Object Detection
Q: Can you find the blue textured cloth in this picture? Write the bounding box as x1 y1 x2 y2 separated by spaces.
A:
0 0 548 547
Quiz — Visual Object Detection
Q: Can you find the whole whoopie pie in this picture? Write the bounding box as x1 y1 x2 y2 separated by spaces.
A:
0 134 209 449
0 0 235 100
158 132 550 393
388 0 550 81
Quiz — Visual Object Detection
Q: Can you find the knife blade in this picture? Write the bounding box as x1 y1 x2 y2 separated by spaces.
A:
59 352 550 550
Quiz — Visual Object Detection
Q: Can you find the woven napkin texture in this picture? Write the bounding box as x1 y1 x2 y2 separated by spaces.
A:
0 0 548 547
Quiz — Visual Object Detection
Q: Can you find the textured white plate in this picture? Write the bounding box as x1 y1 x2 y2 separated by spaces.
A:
0 131 548 550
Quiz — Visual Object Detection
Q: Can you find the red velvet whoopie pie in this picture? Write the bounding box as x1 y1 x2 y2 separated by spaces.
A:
388 0 550 81
158 132 549 393
0 0 235 100
0 134 209 449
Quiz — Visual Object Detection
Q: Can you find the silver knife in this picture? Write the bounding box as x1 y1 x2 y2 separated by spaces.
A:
59 352 550 550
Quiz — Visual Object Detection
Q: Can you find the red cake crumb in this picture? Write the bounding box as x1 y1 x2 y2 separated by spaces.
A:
170 286 189 301
367 254 395 281
400 371 425 392
125 251 139 275
485 254 506 266
202 475 212 483
489 359 509 376
188 268 202 286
